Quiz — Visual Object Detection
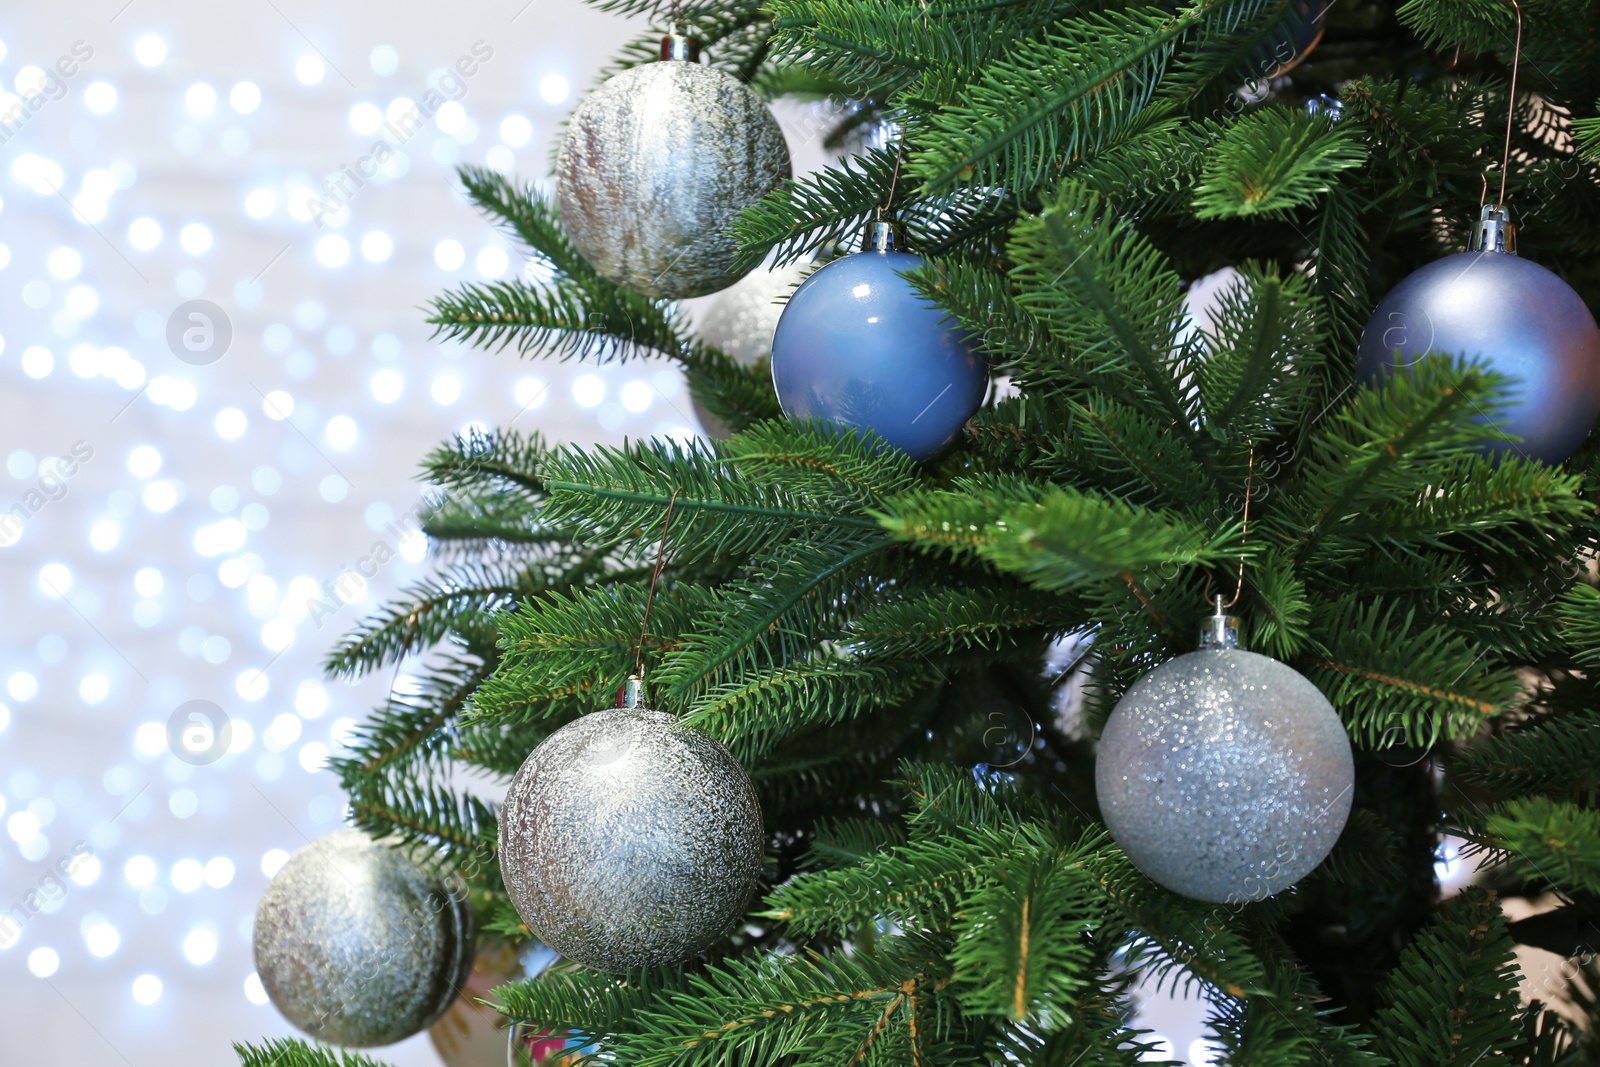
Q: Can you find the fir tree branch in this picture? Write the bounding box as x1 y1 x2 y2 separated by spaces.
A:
1557 584 1600 667
906 8 1185 194
1486 797 1600 896
235 1039 396 1067
474 581 715 722
1304 596 1520 748
1285 358 1520 568
680 655 929 761
1008 182 1208 464
1192 107 1366 220
540 438 885 561
1190 263 1327 442
658 535 894 697
1368 887 1526 1065
948 848 1103 1023
878 481 1228 592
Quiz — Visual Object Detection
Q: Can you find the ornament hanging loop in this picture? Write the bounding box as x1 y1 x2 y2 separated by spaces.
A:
634 487 681 681
1482 0 1523 210
1217 441 1254 610
878 131 907 220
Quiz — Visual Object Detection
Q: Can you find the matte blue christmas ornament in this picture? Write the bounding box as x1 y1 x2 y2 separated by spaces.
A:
770 222 987 461
1356 206 1600 466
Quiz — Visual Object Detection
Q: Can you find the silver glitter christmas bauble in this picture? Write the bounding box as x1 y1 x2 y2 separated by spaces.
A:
1095 648 1354 903
694 262 809 437
253 829 476 1047
556 49 791 300
498 706 765 972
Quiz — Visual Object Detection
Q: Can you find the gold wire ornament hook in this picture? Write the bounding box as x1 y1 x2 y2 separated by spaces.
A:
633 487 681 684
1485 0 1523 209
1223 443 1255 610
880 132 907 218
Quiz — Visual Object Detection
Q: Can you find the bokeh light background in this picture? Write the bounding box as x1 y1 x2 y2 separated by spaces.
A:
0 3 1265 1064
0 2 706 1061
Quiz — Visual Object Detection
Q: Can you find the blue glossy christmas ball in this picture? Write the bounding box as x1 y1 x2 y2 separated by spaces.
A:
1356 249 1600 465
770 249 986 461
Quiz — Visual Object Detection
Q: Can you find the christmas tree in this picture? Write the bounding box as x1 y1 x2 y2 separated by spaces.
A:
239 0 1600 1063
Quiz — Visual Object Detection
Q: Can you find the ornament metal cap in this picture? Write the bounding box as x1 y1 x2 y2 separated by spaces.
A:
1200 596 1241 650
1469 204 1517 255
660 32 700 62
623 675 645 709
863 217 904 253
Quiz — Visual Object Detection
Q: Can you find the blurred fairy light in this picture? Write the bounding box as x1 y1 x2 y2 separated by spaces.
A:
348 102 382 135
185 82 217 117
178 222 213 254
539 73 570 103
500 114 532 145
128 216 161 249
133 34 167 67
370 45 399 75
84 80 117 113
294 54 324 86
131 975 162 1006
229 81 261 114
434 238 464 271
243 188 275 218
476 245 509 277
314 234 350 267
360 230 393 262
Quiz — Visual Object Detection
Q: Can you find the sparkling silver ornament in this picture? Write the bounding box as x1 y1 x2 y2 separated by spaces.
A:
253 829 476 1048
694 261 809 437
498 680 765 972
1095 605 1354 903
556 35 791 300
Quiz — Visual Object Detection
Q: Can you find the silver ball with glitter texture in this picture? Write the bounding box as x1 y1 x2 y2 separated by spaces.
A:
1095 648 1354 903
498 706 765 972
556 50 791 300
694 262 809 436
253 828 476 1047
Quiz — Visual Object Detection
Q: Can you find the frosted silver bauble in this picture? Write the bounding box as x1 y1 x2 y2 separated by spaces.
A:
253 829 476 1047
556 52 791 300
1095 647 1354 903
694 262 809 437
499 706 765 972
